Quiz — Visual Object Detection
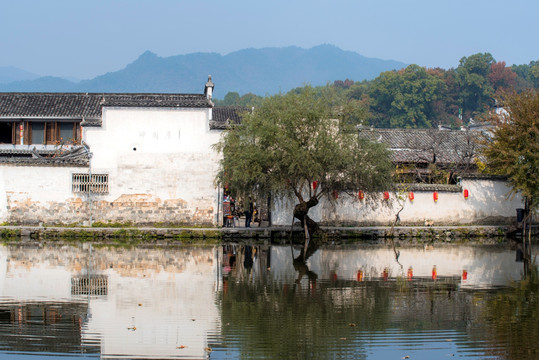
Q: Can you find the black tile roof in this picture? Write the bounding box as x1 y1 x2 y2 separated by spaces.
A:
0 93 212 123
359 128 481 165
102 93 212 108
0 93 103 119
210 106 250 129
0 145 89 167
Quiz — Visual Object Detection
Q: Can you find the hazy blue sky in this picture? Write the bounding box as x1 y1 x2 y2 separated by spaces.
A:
2 0 538 80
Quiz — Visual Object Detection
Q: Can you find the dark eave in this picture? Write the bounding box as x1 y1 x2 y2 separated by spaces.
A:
0 145 90 167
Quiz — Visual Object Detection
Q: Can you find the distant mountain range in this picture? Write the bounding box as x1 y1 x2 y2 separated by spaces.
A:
0 45 407 98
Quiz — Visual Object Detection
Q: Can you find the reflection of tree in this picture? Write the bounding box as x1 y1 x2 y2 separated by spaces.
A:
473 265 539 360
218 276 395 359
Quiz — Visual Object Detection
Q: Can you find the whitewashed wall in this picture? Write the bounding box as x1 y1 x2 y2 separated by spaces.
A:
0 165 86 224
271 178 524 226
83 106 223 225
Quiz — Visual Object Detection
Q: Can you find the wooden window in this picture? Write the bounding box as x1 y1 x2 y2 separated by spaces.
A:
45 122 57 144
72 173 109 194
0 121 81 145
31 122 45 144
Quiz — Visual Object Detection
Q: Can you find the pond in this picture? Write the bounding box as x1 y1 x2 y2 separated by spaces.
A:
0 240 537 359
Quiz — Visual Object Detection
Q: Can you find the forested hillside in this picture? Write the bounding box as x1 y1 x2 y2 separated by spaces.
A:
216 53 539 128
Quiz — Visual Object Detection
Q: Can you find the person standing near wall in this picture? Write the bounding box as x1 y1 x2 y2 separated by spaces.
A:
243 197 253 228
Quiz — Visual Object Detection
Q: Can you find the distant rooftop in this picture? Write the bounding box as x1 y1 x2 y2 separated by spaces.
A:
359 128 481 164
210 106 250 130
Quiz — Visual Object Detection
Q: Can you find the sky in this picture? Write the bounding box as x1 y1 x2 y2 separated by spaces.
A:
1 0 538 80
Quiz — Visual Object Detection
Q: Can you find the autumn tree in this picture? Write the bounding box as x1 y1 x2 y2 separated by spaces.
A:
213 86 393 256
488 61 517 94
482 90 538 220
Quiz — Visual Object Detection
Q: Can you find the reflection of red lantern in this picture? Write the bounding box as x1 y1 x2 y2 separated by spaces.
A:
312 181 318 190
332 190 339 199
407 267 413 281
383 191 390 200
332 272 337 282
433 191 439 202
462 269 468 280
463 189 469 199
357 270 364 282
358 190 365 201
432 265 437 280
408 191 414 201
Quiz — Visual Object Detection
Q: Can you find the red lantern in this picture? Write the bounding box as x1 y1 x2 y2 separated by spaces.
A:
462 269 468 280
383 268 389 281
463 189 469 199
432 265 437 280
433 191 439 202
408 191 414 201
332 190 339 199
407 267 413 281
383 191 390 200
358 190 365 200
357 270 364 282
312 181 318 190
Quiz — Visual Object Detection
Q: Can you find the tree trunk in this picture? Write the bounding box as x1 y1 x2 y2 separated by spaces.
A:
293 196 321 261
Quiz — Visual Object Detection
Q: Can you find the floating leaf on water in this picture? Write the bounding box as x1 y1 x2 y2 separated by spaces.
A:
176 345 187 349
348 323 356 327
204 347 212 352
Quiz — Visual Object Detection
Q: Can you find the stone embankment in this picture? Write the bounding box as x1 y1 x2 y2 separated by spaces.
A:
0 224 536 244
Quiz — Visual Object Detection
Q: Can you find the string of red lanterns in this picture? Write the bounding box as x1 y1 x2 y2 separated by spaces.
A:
312 187 471 202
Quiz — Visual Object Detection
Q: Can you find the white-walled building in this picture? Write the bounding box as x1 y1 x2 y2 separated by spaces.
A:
0 78 226 226
0 79 524 227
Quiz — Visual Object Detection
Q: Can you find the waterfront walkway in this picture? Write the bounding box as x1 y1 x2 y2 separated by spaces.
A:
1 223 535 242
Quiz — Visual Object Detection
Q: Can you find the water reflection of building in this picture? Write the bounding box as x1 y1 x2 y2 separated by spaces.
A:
0 243 536 358
0 244 220 359
267 245 534 289
0 302 95 355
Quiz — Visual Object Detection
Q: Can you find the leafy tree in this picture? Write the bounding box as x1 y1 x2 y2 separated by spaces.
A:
213 86 393 255
368 65 446 128
237 92 264 107
512 60 539 89
482 90 539 211
456 53 495 119
223 91 241 105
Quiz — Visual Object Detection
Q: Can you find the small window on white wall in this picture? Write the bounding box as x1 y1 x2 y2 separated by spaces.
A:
72 173 109 194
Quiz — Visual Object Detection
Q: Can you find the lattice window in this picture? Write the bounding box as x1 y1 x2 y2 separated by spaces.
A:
72 173 109 194
71 275 108 296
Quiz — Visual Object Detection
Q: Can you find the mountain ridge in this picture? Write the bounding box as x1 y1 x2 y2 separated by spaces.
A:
0 45 407 97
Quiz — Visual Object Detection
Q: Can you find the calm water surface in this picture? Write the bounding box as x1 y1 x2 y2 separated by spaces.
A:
0 240 537 360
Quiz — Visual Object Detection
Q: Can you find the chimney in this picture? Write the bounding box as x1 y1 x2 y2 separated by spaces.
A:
204 75 214 100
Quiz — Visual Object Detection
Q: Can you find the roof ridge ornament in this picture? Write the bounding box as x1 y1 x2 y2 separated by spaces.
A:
205 75 214 101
